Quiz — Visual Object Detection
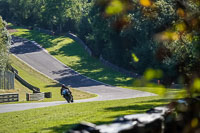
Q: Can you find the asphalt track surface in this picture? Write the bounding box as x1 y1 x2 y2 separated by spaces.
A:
0 39 156 113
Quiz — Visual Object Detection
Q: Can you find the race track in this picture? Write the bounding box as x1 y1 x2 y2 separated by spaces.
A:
0 38 156 113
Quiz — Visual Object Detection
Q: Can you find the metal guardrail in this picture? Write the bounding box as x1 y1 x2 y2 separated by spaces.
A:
8 65 40 93
15 73 40 93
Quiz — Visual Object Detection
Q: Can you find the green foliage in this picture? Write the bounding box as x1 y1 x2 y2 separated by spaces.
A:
191 78 200 95
105 0 124 15
80 0 179 74
0 0 87 33
155 0 200 87
85 0 200 88
131 53 139 62
144 68 163 81
0 16 10 71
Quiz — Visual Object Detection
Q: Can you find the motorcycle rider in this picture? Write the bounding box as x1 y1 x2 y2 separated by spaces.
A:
61 84 73 103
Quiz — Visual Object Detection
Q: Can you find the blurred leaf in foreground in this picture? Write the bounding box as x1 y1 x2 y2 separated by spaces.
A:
105 0 124 16
140 0 152 7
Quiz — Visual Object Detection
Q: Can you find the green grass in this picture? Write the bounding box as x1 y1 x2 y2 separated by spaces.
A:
0 96 174 133
8 55 96 102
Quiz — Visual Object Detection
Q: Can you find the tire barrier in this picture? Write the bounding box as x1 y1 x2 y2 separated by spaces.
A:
44 92 52 98
26 92 44 101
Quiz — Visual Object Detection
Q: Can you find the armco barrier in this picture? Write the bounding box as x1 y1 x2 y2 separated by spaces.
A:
26 93 44 101
44 92 52 98
8 65 40 93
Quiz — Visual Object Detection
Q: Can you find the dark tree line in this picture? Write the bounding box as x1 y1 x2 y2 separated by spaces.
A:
0 0 88 33
0 0 200 90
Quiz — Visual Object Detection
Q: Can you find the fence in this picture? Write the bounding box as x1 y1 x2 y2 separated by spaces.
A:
0 93 19 103
0 71 15 90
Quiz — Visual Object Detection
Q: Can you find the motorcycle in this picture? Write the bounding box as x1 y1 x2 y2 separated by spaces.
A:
62 89 74 103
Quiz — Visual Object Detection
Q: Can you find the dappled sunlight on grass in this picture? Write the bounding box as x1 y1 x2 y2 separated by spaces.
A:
48 37 74 52
115 77 133 82
81 68 104 74
99 76 109 81
51 37 67 43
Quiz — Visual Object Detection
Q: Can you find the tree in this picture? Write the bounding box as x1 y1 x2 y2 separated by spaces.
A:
0 16 11 71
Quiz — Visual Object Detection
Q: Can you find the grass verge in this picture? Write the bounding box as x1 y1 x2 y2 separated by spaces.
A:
0 96 173 133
